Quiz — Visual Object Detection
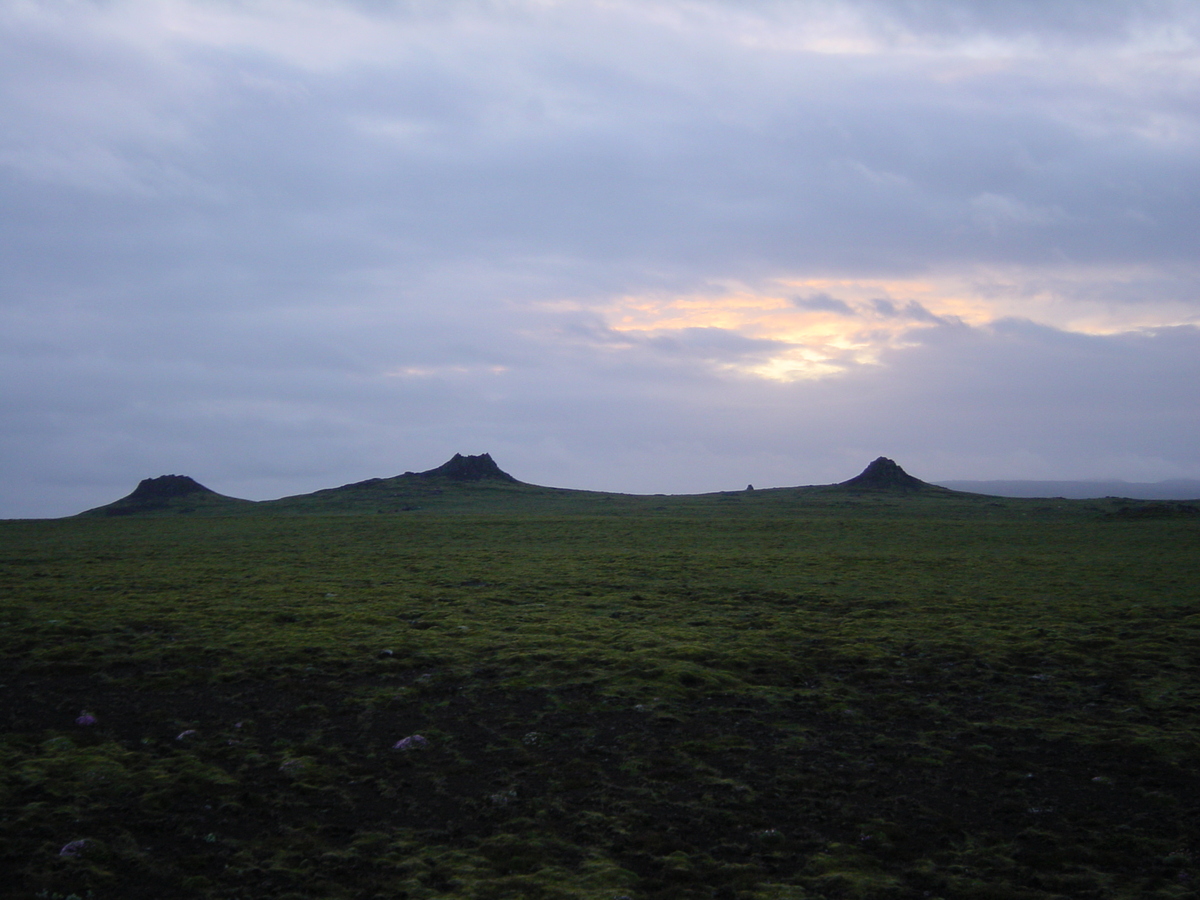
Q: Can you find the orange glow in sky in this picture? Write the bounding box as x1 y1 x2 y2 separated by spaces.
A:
599 268 1200 381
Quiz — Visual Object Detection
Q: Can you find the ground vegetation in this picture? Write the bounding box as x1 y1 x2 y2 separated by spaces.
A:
3 473 1199 898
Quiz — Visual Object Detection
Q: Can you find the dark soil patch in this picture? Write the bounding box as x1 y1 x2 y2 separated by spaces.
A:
3 665 1198 900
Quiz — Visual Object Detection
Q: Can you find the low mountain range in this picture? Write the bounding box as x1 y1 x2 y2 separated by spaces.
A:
76 453 1199 518
934 477 1200 500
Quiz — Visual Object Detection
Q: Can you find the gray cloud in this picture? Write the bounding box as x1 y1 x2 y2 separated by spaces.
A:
869 299 947 323
792 293 855 315
2 0 1199 516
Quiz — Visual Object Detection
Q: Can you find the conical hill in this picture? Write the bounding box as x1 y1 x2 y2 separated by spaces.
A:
78 475 252 517
835 457 939 492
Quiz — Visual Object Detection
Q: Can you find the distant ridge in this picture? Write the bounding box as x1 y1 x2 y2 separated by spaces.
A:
74 454 1129 518
835 457 941 492
418 452 518 482
936 478 1200 501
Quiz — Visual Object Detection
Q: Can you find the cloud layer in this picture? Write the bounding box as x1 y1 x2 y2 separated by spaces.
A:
2 0 1199 516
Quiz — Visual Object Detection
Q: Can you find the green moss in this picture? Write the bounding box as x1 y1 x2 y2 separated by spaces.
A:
1 504 1198 898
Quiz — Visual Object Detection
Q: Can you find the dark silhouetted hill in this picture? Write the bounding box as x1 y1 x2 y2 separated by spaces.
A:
79 475 254 517
834 457 943 492
127 475 212 501
419 452 518 482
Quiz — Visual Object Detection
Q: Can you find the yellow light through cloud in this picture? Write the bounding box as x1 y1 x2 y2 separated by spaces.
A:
599 268 1200 382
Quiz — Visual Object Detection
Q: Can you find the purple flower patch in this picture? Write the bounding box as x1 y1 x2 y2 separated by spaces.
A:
392 734 429 751
59 839 89 857
75 712 97 726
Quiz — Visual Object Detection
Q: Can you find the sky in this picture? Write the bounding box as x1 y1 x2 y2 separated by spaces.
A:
3 0 1200 517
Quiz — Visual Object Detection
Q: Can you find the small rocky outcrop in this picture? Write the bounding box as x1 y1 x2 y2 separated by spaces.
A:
419 453 518 482
125 475 215 501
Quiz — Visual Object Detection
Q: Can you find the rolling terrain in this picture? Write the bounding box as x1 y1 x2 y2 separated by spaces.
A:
75 453 1199 519
2 456 1198 899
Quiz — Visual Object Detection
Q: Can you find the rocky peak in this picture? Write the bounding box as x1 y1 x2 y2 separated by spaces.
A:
419 453 517 482
838 457 930 491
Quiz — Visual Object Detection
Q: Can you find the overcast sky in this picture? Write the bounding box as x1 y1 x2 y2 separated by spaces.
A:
3 0 1199 517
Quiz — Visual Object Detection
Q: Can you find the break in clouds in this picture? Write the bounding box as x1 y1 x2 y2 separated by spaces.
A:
2 0 1199 516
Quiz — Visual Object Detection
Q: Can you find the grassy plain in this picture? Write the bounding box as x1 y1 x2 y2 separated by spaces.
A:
2 491 1199 899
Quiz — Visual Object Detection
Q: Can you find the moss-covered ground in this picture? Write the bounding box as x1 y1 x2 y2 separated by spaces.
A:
2 499 1198 899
